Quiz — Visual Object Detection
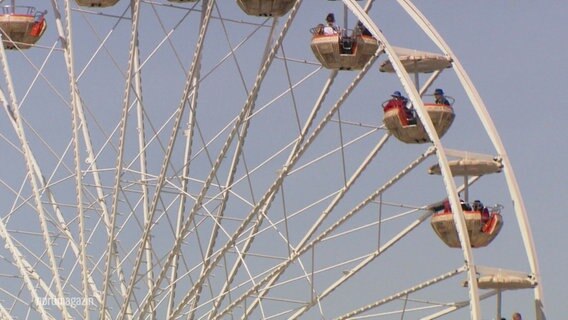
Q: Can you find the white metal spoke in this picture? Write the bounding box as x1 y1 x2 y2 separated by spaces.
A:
213 147 434 319
0 35 72 319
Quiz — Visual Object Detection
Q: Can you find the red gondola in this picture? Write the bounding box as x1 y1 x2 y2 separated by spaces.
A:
0 5 46 50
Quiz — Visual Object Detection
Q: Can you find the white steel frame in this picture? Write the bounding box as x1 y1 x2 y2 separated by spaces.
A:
0 0 544 319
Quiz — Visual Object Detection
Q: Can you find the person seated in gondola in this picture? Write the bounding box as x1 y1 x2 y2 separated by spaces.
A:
459 198 472 211
387 91 416 125
323 13 340 35
472 199 490 223
472 200 484 212
434 88 450 105
433 198 471 212
356 21 372 37
436 198 491 225
313 23 325 35
322 13 354 54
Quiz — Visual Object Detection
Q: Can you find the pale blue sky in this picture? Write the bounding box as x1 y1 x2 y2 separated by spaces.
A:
0 1 564 319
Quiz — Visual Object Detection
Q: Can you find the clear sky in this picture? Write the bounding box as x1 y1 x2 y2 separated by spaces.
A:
0 1 564 319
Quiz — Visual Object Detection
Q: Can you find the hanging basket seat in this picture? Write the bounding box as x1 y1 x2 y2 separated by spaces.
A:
382 100 454 143
310 27 380 70
0 6 46 50
237 0 295 17
75 0 120 7
431 204 503 248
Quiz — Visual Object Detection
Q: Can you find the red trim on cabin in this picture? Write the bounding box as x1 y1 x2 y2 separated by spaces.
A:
30 19 45 37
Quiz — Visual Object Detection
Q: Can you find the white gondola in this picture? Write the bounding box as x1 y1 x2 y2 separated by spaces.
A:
380 47 454 143
75 0 120 7
429 156 504 248
431 205 503 248
0 4 46 49
382 100 455 144
310 26 380 70
236 0 295 17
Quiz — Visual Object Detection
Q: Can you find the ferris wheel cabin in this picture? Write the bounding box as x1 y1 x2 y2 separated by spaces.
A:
75 0 120 7
382 101 455 143
379 48 455 143
428 157 505 248
0 5 46 50
237 0 295 17
430 205 503 248
310 27 380 70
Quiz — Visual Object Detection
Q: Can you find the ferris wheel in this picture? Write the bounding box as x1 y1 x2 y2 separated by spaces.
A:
0 0 546 319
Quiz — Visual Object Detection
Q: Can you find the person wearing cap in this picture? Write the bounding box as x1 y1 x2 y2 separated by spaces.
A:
388 91 416 125
472 200 484 212
323 13 340 35
390 91 406 102
472 199 489 223
434 88 450 106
